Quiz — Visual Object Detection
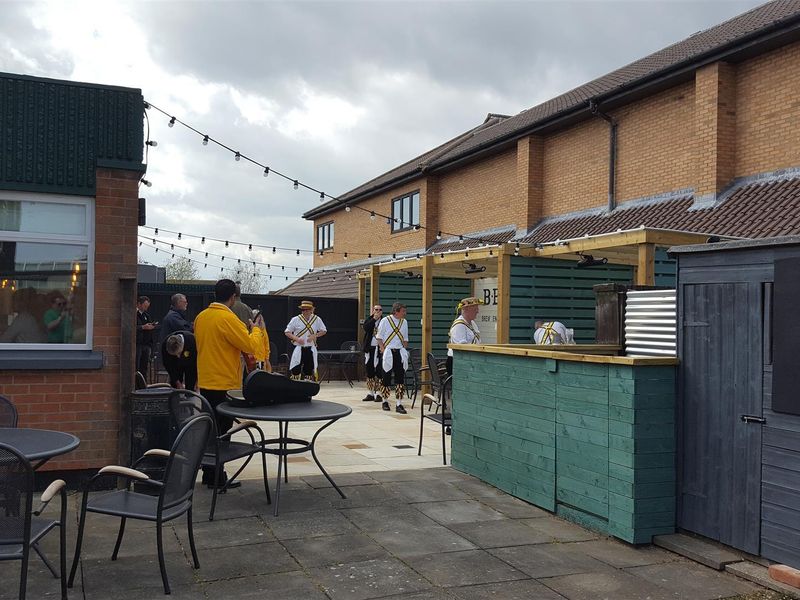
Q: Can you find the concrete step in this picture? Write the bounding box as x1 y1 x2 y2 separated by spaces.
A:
726 561 800 599
653 533 744 570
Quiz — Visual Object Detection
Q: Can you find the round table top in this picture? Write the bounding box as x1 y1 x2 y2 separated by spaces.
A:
0 428 81 462
219 393 352 422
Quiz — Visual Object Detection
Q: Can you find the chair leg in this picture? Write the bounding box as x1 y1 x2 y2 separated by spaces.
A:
68 491 89 588
20 541 30 600
261 449 272 505
208 460 220 521
187 507 200 569
60 511 67 600
156 519 171 595
418 409 424 456
441 424 447 466
32 542 58 577
111 517 127 560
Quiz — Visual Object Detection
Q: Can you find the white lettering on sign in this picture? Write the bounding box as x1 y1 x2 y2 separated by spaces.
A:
473 277 498 344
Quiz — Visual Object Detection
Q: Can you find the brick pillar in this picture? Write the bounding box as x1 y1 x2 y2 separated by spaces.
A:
423 175 440 247
695 62 737 201
515 135 544 229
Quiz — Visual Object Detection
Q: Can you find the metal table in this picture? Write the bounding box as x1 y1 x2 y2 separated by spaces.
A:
219 393 352 515
316 349 361 386
0 427 80 469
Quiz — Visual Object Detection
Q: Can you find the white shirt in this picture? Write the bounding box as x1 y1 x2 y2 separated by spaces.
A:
375 315 408 351
448 317 480 357
285 314 326 347
533 321 573 344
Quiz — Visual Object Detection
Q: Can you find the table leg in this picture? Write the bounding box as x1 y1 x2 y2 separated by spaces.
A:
273 421 285 517
282 422 289 483
310 418 347 499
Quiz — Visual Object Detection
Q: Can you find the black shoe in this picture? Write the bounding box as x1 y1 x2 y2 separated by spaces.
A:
445 426 452 435
396 405 407 415
381 401 390 411
374 395 383 402
362 395 374 402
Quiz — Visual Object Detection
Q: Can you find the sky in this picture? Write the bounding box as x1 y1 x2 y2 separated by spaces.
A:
0 0 764 290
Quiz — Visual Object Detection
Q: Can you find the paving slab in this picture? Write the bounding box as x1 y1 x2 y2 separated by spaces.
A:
628 560 760 599
203 570 329 600
282 531 391 568
569 539 678 568
450 579 568 600
370 523 477 557
653 533 744 570
725 561 800 599
309 557 432 600
176 515 274 550
540 570 674 600
405 549 528 587
78 550 196 593
449 519 557 548
316 482 404 508
386 479 473 503
416 500 507 525
379 591 458 600
489 544 614 579
520 517 601 542
342 505 439 532
263 508 358 539
475 494 551 519
194 541 299 581
303 472 379 488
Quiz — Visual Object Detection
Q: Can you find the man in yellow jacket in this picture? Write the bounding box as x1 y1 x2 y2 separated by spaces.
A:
195 278 267 488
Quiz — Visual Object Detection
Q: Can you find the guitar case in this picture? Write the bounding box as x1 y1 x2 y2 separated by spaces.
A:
235 370 320 407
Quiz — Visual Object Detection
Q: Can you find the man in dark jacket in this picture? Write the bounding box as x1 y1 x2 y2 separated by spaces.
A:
161 331 198 391
136 296 156 377
160 293 193 343
361 304 384 402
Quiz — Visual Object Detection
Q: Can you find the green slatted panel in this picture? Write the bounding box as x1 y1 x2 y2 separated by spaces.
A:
654 249 676 287
378 275 422 347
432 278 472 356
364 280 371 319
510 256 633 344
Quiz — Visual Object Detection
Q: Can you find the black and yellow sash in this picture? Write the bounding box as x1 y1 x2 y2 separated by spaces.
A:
540 321 559 344
450 318 480 343
297 314 318 339
383 316 406 346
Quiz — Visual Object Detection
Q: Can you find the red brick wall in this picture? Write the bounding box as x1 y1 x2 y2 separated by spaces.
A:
0 167 139 470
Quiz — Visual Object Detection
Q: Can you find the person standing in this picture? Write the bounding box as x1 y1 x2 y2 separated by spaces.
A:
361 304 384 403
161 331 198 391
160 293 193 342
447 297 483 376
375 302 409 414
533 320 574 345
195 279 267 488
230 283 254 327
135 295 156 376
284 300 327 380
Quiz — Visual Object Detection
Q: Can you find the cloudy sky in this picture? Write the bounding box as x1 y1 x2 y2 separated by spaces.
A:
1 0 763 289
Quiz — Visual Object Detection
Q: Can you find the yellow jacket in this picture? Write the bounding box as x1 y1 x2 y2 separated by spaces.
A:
195 302 266 391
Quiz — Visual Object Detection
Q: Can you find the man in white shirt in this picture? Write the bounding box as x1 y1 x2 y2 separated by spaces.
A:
284 300 327 380
375 302 409 414
447 296 483 376
533 320 575 345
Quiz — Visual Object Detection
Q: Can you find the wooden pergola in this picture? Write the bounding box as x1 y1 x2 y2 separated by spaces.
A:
357 228 726 360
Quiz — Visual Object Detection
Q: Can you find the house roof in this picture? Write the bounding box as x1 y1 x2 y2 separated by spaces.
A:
275 269 359 299
304 0 800 221
520 175 800 244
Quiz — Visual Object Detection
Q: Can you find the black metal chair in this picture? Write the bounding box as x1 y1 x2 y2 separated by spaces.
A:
269 342 290 376
338 341 361 384
417 375 452 465
412 352 447 410
167 390 270 521
134 371 172 391
0 443 68 600
0 394 19 427
68 415 213 595
404 348 422 405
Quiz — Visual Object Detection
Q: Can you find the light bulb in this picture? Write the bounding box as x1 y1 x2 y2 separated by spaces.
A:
168 116 175 127
263 167 269 177
345 206 351 212
234 152 241 161
293 180 299 190
202 135 209 145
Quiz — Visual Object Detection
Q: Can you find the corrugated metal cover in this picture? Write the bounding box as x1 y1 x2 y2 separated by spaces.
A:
625 289 676 357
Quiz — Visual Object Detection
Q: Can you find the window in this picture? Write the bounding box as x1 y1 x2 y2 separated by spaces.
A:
317 221 334 251
391 191 420 232
0 193 94 349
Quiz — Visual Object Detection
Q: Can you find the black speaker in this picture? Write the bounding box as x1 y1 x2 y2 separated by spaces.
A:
138 197 146 226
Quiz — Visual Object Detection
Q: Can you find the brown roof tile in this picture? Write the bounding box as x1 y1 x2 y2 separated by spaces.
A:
276 269 359 299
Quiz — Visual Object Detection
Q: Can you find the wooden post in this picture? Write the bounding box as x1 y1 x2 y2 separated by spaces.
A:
369 264 380 308
497 249 511 344
357 275 366 325
421 256 433 360
636 243 656 286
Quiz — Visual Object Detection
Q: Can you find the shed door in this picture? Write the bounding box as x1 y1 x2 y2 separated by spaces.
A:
679 282 763 554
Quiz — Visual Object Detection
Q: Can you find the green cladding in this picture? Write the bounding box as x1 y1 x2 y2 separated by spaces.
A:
451 349 676 544
0 72 144 194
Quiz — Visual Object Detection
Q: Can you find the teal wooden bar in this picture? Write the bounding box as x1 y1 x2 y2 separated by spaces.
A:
450 345 677 544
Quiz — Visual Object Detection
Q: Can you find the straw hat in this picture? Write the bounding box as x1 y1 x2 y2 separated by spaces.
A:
457 297 484 313
298 300 315 310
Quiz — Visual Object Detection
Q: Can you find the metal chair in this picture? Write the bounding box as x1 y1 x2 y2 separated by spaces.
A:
0 394 18 427
167 390 270 521
134 371 172 391
338 341 361 384
417 375 452 465
0 443 68 600
68 415 213 595
269 342 290 376
405 348 422 405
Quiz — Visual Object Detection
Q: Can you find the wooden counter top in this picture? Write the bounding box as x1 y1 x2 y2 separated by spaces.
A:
448 343 679 366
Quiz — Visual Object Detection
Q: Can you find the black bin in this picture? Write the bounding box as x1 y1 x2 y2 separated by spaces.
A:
130 387 175 492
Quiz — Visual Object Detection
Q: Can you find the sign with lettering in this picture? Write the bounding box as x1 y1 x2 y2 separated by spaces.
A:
472 277 498 344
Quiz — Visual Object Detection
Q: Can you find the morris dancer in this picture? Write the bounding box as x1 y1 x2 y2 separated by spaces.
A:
533 320 574 345
285 300 327 380
361 304 384 402
447 296 483 376
375 302 409 414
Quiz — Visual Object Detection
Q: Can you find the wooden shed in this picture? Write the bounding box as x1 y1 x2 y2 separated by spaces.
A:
672 236 800 568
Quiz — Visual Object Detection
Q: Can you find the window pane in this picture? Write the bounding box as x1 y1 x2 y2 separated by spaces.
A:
412 193 420 225
0 242 89 344
0 200 86 236
392 200 401 231
402 196 411 229
318 226 323 250
328 223 334 247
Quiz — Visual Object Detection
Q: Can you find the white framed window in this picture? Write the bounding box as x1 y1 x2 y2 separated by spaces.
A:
317 221 334 251
391 191 420 232
0 191 94 350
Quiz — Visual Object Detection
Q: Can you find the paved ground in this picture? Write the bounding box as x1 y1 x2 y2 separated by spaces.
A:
3 468 781 600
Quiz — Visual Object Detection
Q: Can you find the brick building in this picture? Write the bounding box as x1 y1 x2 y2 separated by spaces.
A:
0 72 144 476
301 0 800 291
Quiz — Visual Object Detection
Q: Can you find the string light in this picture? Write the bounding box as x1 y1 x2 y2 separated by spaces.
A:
345 206 351 212
263 167 269 177
293 180 299 190
248 244 252 251
168 116 175 127
202 135 209 145
141 178 152 187
437 231 442 240
235 152 241 161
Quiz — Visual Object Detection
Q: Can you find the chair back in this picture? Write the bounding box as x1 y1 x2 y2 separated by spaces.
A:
0 442 34 544
340 341 360 364
160 415 212 510
426 353 442 388
168 389 216 436
441 376 452 416
0 395 18 427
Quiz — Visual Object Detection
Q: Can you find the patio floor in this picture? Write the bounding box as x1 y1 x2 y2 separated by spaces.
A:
1 382 788 599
